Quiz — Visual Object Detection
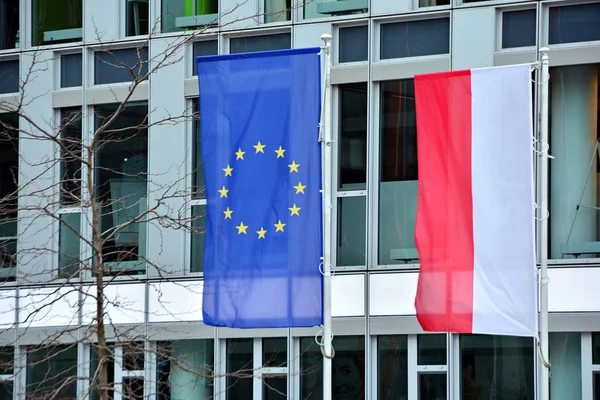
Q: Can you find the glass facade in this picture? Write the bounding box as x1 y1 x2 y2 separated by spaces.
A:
0 0 597 399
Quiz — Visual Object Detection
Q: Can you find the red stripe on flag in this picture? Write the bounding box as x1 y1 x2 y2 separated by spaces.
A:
414 70 475 333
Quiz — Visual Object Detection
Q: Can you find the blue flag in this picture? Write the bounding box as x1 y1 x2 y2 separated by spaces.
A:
197 48 323 328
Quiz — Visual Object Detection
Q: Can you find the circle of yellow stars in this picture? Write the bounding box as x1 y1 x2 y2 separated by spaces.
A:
219 141 307 239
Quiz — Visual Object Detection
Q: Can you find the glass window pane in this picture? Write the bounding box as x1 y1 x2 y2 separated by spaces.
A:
60 107 82 205
32 0 82 46
94 47 149 85
265 0 291 23
380 19 450 60
0 347 13 374
156 340 214 399
0 60 19 94
419 373 446 400
550 332 581 398
192 98 204 198
127 0 149 36
300 336 365 399
460 334 534 399
263 375 286 399
337 196 366 266
419 0 449 7
94 102 148 275
191 205 205 273
161 0 219 33
123 343 145 371
339 83 367 189
418 334 446 365
0 113 18 281
263 338 287 367
502 9 536 49
339 26 368 63
59 213 80 277
0 381 12 400
123 377 144 399
226 338 253 400
192 41 218 76
549 64 600 259
379 79 418 265
90 344 116 400
378 336 408 399
230 33 291 54
26 345 78 398
61 53 82 88
0 0 18 50
549 3 600 45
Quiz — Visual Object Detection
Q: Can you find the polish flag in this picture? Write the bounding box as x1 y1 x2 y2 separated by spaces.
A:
413 65 537 337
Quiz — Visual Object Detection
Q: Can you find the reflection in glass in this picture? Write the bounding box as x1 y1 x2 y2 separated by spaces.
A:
156 340 214 399
337 197 366 266
94 48 149 85
0 113 18 280
460 335 534 400
549 65 600 259
94 102 148 275
300 336 365 400
378 336 407 400
263 338 287 367
265 0 291 23
227 339 253 399
161 0 219 33
230 34 291 54
27 345 78 399
550 332 581 399
192 98 204 198
379 79 418 265
58 213 81 277
339 83 367 190
191 205 206 273
60 107 82 205
417 334 446 365
419 373 446 400
32 0 82 46
127 0 149 36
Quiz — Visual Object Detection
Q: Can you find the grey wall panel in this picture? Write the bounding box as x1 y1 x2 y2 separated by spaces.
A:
85 0 120 43
293 22 332 49
372 57 450 80
452 7 496 70
52 89 84 108
331 65 369 84
547 45 600 67
220 0 259 30
291 317 366 337
17 51 55 283
549 313 600 332
219 327 289 338
372 0 413 16
147 323 215 341
494 49 537 66
370 316 426 335
86 83 149 104
147 37 187 277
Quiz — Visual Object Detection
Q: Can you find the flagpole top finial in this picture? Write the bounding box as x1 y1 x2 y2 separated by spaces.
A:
321 33 332 44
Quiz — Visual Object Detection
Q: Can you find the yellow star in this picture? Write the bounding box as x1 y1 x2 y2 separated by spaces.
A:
274 220 286 232
223 207 233 219
236 222 248 234
274 146 286 158
288 161 300 173
254 141 266 153
289 204 301 216
223 164 233 177
235 148 245 160
257 227 267 239
294 182 306 194
218 186 229 198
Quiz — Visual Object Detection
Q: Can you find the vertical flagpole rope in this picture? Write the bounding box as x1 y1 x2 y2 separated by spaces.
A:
318 33 334 400
538 46 551 400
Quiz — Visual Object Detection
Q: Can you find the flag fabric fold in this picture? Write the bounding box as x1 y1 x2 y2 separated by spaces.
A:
414 65 537 337
197 48 323 328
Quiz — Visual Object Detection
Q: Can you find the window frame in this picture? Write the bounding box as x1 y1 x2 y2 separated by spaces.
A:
495 4 538 52
541 0 600 49
334 22 370 66
373 12 452 63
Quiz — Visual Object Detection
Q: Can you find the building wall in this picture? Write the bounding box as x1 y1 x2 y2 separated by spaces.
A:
0 0 599 398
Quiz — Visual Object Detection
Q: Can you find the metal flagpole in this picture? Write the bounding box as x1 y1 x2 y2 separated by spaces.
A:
319 33 334 400
538 46 551 400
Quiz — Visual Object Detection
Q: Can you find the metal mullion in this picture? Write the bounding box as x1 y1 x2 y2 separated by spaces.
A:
407 335 418 399
369 336 378 400
253 338 262 400
368 81 381 270
337 190 366 198
582 333 593 399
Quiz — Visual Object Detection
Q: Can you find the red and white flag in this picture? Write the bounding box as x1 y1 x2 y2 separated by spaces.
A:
414 65 537 337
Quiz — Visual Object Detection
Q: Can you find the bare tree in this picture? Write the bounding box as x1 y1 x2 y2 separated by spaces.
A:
0 1 310 399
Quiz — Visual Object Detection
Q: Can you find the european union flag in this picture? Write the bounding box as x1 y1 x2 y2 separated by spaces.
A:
197 48 323 328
